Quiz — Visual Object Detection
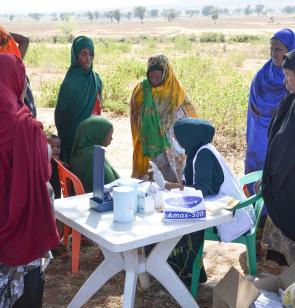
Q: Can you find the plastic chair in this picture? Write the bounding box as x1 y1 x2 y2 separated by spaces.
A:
191 170 264 298
54 159 85 273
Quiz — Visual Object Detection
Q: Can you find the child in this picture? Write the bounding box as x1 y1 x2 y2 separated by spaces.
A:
47 134 61 199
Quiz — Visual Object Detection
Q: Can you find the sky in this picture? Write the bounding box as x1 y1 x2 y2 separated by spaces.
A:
2 0 180 14
2 0 293 14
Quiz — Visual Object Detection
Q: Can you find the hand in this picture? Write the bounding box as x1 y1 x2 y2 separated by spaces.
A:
165 182 184 191
148 161 166 189
254 179 262 193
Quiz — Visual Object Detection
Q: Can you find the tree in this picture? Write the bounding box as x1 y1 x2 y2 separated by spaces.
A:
149 9 159 18
28 13 42 21
282 6 295 14
233 8 242 15
105 11 114 22
219 8 229 15
255 4 264 16
60 12 71 22
126 12 132 20
244 5 252 17
94 11 100 19
51 12 58 21
211 14 218 24
134 6 146 23
9 15 15 22
166 9 178 22
202 5 218 17
185 10 200 18
113 10 121 24
86 12 94 22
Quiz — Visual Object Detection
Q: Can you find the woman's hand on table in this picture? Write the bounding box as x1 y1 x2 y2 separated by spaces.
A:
165 182 184 191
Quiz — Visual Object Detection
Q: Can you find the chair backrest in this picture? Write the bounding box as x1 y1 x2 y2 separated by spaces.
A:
239 170 264 234
54 159 85 197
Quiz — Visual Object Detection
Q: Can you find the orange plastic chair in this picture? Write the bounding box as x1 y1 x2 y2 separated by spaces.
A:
54 158 85 273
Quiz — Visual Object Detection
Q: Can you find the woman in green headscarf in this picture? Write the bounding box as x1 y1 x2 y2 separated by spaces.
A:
55 36 103 163
70 116 119 193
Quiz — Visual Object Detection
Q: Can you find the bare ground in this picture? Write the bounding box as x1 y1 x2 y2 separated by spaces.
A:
38 108 285 308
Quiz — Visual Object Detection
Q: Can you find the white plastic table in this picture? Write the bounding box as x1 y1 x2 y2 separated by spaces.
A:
54 193 232 308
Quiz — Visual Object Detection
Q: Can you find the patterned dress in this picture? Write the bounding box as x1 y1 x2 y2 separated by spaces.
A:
262 217 295 266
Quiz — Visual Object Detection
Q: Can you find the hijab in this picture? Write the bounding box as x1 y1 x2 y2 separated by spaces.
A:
262 49 295 241
0 54 59 265
249 28 295 119
70 116 119 193
55 36 102 163
174 118 215 184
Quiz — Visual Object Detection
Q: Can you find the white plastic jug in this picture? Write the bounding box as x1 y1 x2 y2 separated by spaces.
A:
118 178 139 213
113 186 136 223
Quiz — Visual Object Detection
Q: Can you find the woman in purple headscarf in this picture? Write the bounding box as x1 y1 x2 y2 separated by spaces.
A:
246 29 295 176
245 29 295 216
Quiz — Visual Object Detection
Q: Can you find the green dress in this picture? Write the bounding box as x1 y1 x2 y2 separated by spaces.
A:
55 36 102 163
70 116 119 193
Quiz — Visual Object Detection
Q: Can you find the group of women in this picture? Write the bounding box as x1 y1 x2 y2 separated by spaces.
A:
1 23 295 306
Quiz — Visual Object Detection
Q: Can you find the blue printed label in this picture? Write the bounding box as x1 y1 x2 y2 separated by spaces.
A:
164 210 206 220
164 196 203 208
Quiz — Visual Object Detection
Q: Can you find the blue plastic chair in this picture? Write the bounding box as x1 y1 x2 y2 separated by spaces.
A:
191 170 264 298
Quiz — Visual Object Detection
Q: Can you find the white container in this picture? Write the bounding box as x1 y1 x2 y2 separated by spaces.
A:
113 186 136 223
118 178 139 213
138 190 155 214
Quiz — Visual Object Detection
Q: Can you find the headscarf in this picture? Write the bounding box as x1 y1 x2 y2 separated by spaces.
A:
0 54 59 266
262 49 295 241
245 28 295 174
174 118 215 185
55 36 102 163
0 25 21 59
130 55 197 178
70 116 119 193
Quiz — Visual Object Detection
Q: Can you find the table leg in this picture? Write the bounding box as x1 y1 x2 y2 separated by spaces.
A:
122 249 139 308
68 246 124 308
146 236 199 308
138 248 150 290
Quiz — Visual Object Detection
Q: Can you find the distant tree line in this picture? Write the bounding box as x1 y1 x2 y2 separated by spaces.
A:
2 4 294 24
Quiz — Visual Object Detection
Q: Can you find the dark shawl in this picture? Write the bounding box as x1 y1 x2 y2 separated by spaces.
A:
55 36 102 163
262 50 295 241
174 118 224 196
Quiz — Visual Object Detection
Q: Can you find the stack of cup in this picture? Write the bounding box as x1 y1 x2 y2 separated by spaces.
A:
117 178 139 214
113 186 136 223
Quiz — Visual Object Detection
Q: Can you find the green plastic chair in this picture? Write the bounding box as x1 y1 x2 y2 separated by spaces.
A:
190 170 264 298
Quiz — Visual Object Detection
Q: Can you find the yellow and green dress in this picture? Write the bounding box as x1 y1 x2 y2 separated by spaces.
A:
130 55 197 182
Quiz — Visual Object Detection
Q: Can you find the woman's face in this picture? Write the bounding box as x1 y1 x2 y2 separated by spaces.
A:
270 39 289 67
77 48 94 70
102 128 113 147
148 70 163 87
283 68 295 93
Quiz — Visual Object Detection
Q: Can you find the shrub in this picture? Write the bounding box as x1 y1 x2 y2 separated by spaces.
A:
200 32 225 43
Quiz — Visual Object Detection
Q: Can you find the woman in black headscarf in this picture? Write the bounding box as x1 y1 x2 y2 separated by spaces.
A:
261 49 295 265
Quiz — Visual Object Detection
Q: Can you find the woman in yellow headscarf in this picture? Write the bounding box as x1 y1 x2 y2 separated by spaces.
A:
130 55 197 182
